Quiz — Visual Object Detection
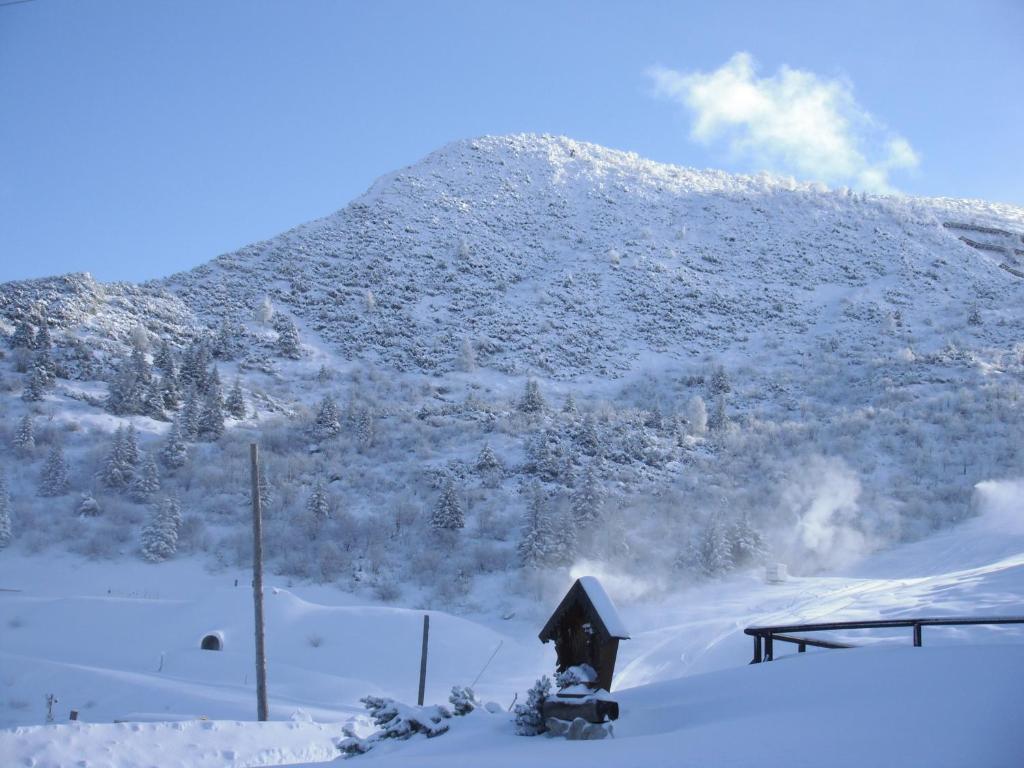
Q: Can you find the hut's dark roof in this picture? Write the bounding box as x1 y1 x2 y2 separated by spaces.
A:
539 577 630 643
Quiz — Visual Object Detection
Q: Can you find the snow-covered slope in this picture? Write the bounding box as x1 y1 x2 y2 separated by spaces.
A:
2 480 1022 766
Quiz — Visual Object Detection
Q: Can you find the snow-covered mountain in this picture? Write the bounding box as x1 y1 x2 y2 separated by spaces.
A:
1 133 1023 610
4 134 1024 380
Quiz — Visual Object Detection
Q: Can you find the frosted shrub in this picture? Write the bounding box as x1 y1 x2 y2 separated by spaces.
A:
514 675 551 735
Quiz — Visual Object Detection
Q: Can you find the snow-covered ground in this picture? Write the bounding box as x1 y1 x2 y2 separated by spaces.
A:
3 479 1022 767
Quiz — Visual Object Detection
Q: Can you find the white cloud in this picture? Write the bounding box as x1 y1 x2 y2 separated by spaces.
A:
648 53 919 192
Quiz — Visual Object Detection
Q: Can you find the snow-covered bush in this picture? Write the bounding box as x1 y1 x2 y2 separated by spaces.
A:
513 675 551 736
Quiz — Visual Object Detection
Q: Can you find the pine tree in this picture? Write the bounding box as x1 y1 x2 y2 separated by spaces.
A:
39 443 69 497
101 427 133 490
697 512 734 577
475 443 502 474
179 388 201 441
9 318 35 350
77 492 101 517
160 417 189 469
154 339 175 372
197 389 224 441
130 453 161 502
709 365 731 396
520 378 546 413
571 461 605 527
708 394 728 432
577 413 601 457
34 318 52 352
0 471 12 549
106 354 142 415
13 414 34 456
431 478 464 530
161 360 182 410
356 409 375 451
313 395 342 440
562 392 578 417
122 424 140 468
21 365 46 402
306 479 330 534
518 482 559 568
729 512 768 567
140 497 181 562
275 315 302 359
213 318 239 360
225 378 246 419
35 348 56 387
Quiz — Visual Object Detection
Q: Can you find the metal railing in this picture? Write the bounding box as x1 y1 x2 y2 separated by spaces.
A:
744 616 1024 663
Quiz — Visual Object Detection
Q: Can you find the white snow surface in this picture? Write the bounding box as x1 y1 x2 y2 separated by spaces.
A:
2 479 1023 767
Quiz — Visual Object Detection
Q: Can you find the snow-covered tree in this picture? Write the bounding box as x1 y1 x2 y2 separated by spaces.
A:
475 443 502 474
140 497 181 562
101 426 134 490
571 461 605 527
708 394 728 432
0 472 12 548
130 453 161 502
255 295 274 324
458 338 476 372
160 360 181 410
520 378 546 414
39 443 69 497
687 395 708 436
9 317 35 350
213 318 240 360
513 675 551 736
77 492 100 517
154 339 175 372
577 413 601 457
709 364 731 396
431 477 464 530
356 409 375 451
518 482 559 568
21 365 46 402
179 388 201 441
306 479 331 534
160 417 189 469
729 512 768 567
696 512 733 577
225 378 246 419
562 392 578 416
274 314 302 359
197 388 225 441
12 414 34 456
313 395 342 440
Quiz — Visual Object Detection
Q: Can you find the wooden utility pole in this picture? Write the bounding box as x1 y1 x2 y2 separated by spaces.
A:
417 614 430 706
250 443 269 722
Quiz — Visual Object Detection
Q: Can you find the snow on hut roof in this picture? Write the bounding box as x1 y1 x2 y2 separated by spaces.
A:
577 576 630 639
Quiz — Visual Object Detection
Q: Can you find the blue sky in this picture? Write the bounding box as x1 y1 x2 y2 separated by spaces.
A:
1 0 1021 282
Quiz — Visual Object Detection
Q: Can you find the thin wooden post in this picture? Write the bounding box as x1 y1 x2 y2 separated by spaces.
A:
913 623 922 647
250 443 269 722
752 634 762 664
765 634 774 662
417 614 430 706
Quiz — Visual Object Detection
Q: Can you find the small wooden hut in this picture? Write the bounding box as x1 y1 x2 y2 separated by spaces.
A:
539 576 630 693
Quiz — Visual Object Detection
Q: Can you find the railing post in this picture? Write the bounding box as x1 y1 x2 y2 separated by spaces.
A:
752 634 762 664
798 643 806 653
765 634 774 662
913 623 922 647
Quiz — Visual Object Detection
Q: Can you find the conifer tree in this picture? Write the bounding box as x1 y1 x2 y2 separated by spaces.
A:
431 477 464 530
518 481 559 568
0 471 12 549
101 426 134 490
313 395 342 440
577 413 601 457
562 392 578 417
709 365 731 396
160 417 189 470
21 365 46 402
77 492 101 517
225 378 246 419
179 388 201 441
39 443 69 497
520 378 546 413
697 512 734 576
475 443 502 474
161 360 182 410
729 512 768 567
306 479 330 534
140 497 181 562
122 424 140 468
13 414 35 457
708 394 728 432
130 453 161 502
275 315 302 359
197 388 225 441
35 348 57 387
9 317 35 350
571 461 605 527
34 318 52 352
154 339 175 372
356 409 375 451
